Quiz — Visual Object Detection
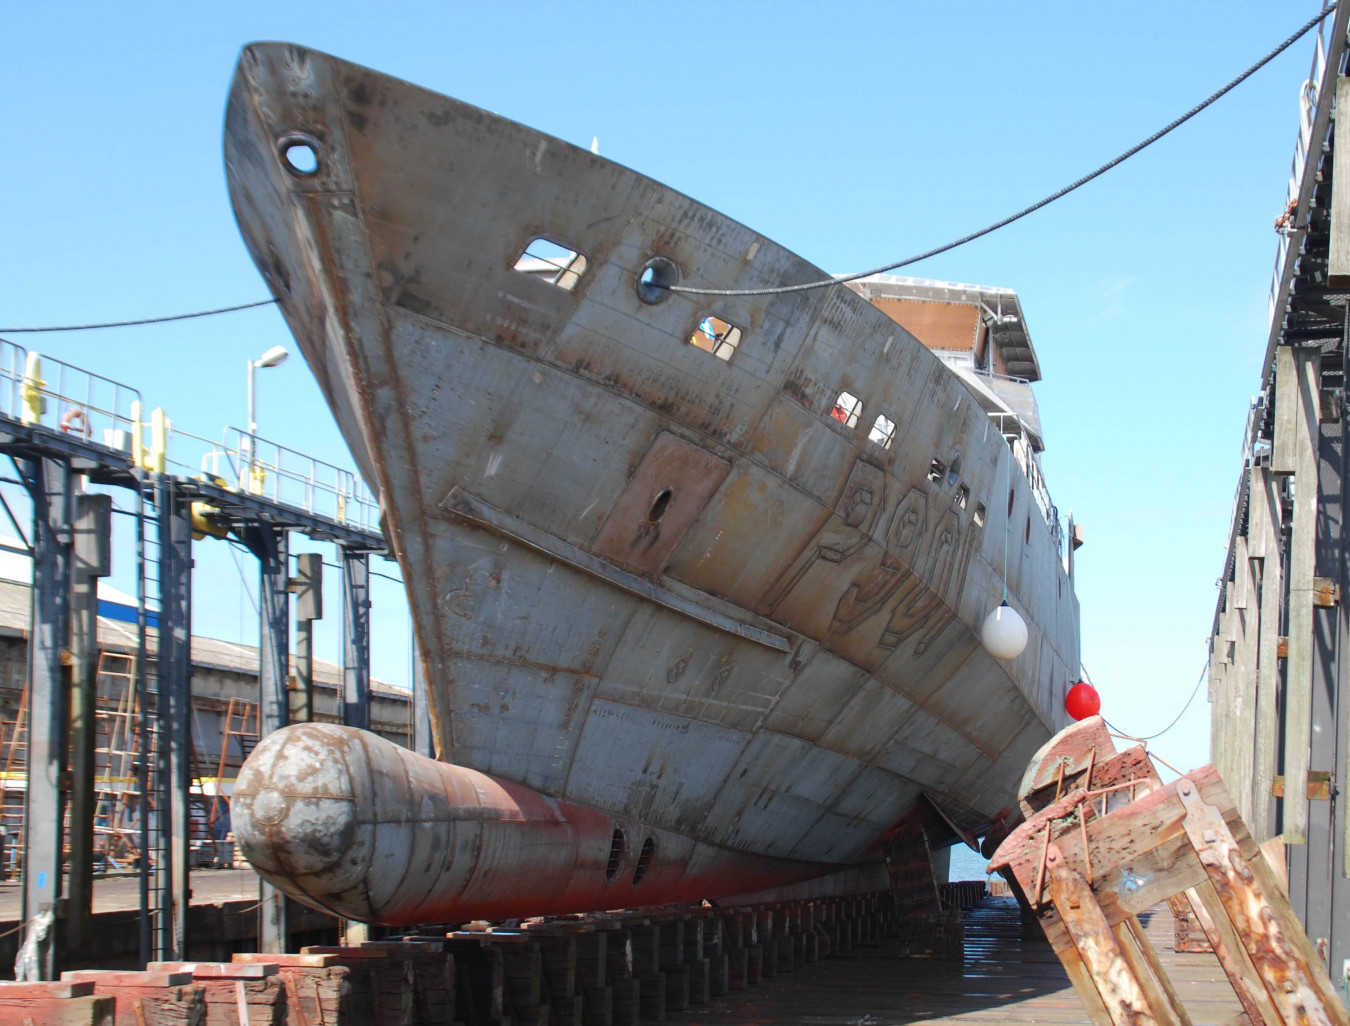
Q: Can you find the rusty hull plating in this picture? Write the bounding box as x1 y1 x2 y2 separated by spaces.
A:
224 42 1080 923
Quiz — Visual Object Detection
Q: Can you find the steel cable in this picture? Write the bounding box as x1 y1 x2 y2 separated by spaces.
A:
0 299 277 333
666 5 1337 297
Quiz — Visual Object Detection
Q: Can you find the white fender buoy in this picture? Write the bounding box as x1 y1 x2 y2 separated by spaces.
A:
981 601 1028 660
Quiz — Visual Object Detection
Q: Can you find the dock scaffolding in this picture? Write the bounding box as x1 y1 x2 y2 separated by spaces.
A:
1208 0 1350 1002
0 339 407 979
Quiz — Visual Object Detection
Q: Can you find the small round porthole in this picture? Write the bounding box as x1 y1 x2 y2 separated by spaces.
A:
605 828 626 885
633 837 656 886
648 488 673 524
278 133 321 177
637 256 680 305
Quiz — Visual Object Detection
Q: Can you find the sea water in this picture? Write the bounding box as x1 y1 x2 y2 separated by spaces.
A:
948 843 990 882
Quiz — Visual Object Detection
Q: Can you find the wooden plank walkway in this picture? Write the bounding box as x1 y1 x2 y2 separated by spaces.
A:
681 896 1243 1025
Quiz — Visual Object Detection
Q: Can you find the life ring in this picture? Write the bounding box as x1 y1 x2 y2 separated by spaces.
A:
59 408 89 438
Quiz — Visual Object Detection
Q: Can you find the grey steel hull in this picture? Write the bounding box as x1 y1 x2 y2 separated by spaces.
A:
224 42 1079 906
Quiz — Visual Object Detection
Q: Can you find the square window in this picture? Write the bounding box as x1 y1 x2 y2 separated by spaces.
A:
688 316 742 361
868 414 896 450
513 237 588 290
830 390 863 429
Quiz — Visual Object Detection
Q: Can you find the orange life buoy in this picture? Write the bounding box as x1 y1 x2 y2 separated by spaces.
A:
59 407 89 438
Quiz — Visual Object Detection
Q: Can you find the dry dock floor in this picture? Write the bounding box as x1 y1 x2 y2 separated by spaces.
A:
681 896 1242 1026
0 877 1246 1023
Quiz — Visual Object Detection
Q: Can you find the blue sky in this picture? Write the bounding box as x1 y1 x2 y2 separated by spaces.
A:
0 2 1321 770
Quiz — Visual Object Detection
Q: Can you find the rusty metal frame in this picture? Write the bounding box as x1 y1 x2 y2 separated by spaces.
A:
991 717 1349 1026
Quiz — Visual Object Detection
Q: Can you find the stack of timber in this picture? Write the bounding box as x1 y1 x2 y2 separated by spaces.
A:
359 940 456 1025
231 953 352 1024
0 981 115 1025
989 715 1350 1026
148 962 285 1026
61 969 205 1026
299 945 415 1024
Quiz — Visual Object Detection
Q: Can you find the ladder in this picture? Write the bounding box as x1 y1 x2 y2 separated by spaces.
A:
93 650 143 870
209 698 259 832
0 685 27 876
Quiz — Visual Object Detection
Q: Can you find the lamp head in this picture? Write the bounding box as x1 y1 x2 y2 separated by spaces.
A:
256 345 290 369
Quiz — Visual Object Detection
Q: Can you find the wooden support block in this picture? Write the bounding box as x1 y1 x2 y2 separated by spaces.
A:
575 933 607 989
604 929 632 982
628 925 660 976
609 978 639 1026
681 919 703 961
447 941 507 1025
550 992 583 1026
636 972 665 1021
581 985 611 1026
726 947 748 991
708 953 729 997
746 945 763 985
0 981 96 998
657 918 685 970
502 943 543 1007
685 957 710 1006
0 995 116 1025
661 964 688 1012
537 935 578 998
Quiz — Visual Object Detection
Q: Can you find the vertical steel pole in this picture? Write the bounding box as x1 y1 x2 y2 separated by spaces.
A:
339 545 371 945
248 524 289 953
157 476 193 960
19 458 71 980
292 551 322 724
294 620 313 723
341 547 370 731
135 476 150 965
67 491 111 950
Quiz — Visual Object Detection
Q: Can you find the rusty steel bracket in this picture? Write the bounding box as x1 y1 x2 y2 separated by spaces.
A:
1270 771 1334 800
1313 577 1341 607
991 718 1350 1026
1176 781 1346 1026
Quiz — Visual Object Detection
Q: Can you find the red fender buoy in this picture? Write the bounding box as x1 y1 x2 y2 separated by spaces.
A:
1065 680 1101 721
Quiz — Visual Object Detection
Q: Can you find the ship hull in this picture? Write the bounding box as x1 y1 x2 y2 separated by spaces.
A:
224 43 1079 916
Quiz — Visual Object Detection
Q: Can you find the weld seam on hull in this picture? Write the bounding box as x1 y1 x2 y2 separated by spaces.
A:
439 485 793 652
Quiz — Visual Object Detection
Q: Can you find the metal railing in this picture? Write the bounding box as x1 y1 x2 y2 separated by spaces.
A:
0 340 381 533
1268 10 1333 328
0 340 143 452
166 425 381 532
990 412 1064 556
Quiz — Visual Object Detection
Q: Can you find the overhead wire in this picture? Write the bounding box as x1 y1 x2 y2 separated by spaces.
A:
0 8 1328 324
665 5 1337 297
0 299 278 334
1084 659 1209 743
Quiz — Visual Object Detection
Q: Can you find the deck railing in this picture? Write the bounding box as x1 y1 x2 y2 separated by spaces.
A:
1268 10 1333 329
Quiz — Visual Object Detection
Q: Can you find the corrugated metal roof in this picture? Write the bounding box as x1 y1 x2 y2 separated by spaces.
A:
0 578 407 697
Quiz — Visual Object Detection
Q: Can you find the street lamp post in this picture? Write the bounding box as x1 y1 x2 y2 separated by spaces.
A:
244 345 289 490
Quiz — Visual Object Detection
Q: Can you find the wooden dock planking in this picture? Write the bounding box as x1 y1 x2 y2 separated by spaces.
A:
674 897 1243 1025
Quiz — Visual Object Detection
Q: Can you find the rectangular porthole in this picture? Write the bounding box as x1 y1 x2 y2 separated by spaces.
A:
688 316 742 361
868 414 896 450
830 390 863 429
955 484 969 509
927 458 945 482
513 237 588 290
973 502 987 527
